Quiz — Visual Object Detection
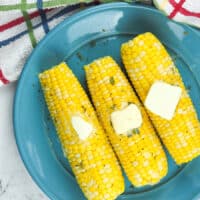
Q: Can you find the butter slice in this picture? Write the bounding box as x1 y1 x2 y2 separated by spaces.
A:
111 104 142 134
145 81 182 120
71 116 93 140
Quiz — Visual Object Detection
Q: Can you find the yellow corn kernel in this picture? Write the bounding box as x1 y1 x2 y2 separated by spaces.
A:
39 63 124 200
85 56 168 187
121 32 200 165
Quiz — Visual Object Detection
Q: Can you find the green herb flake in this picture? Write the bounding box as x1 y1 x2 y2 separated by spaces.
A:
133 128 140 134
172 56 177 62
79 161 84 168
81 105 86 112
75 161 84 169
127 132 133 137
47 115 51 121
109 77 115 85
186 85 191 93
171 54 180 62
171 67 177 74
183 31 188 36
187 85 191 90
110 104 116 111
110 121 113 127
76 52 83 61
89 40 96 47
127 129 134 137
128 102 132 105
102 28 106 32
129 184 134 189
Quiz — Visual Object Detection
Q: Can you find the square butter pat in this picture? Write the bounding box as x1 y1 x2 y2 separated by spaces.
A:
71 116 93 140
111 104 142 134
145 81 182 120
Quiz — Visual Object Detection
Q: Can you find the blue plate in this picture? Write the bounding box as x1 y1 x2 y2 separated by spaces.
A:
14 3 200 200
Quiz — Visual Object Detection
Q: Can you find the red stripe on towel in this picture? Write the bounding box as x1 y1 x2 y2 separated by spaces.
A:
169 0 186 18
0 9 52 32
0 69 9 84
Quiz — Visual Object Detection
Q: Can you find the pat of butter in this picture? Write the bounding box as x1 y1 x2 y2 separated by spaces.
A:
111 104 142 134
145 81 182 120
71 116 93 140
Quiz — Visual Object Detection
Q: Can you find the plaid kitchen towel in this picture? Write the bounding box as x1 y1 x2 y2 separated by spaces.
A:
154 0 200 28
0 0 103 87
0 0 199 87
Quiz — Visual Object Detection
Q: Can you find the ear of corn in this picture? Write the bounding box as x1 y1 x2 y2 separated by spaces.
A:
85 56 168 187
39 63 124 200
121 32 200 165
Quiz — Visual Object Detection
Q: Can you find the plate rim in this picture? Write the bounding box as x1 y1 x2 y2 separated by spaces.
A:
13 2 200 200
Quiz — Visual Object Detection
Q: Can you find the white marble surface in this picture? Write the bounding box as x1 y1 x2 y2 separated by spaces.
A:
0 83 48 200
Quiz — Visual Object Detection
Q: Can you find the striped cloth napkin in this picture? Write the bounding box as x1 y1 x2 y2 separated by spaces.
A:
0 0 199 87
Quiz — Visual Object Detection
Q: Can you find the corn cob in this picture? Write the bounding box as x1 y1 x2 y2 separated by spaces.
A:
39 63 124 200
121 32 200 165
84 56 168 187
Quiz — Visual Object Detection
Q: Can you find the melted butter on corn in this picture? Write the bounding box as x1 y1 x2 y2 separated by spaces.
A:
85 56 168 187
39 63 125 200
121 32 200 165
71 116 93 140
145 81 182 120
111 103 142 134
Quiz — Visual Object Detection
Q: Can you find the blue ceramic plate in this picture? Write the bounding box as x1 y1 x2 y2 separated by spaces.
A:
14 3 200 200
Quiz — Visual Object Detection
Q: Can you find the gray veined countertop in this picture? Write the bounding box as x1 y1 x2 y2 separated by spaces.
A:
0 83 48 200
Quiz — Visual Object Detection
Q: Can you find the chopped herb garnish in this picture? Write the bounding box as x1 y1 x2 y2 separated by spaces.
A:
133 128 140 134
186 85 191 90
75 161 84 169
79 161 84 168
76 52 83 61
172 57 177 62
183 31 188 35
110 104 116 110
129 184 134 189
109 77 115 85
128 102 132 105
171 54 180 62
171 67 177 74
186 85 191 93
127 129 134 137
81 105 86 112
102 28 106 32
89 40 96 47
127 132 133 137
47 115 51 121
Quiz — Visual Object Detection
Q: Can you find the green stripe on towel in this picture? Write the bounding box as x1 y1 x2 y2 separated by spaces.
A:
21 0 37 48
